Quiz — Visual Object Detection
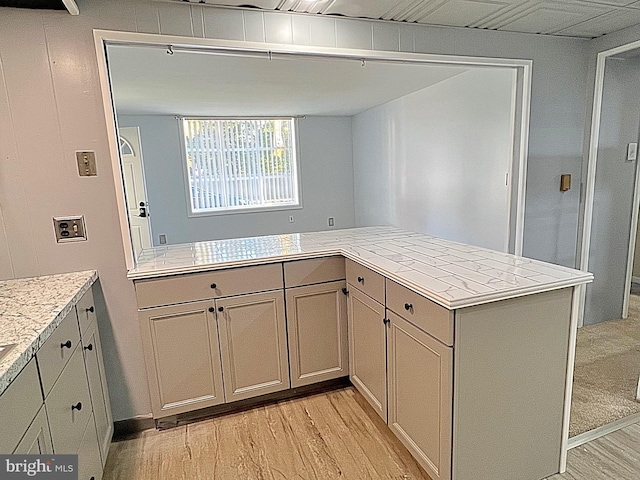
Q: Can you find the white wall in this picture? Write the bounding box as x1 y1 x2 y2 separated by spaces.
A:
117 115 355 244
0 0 591 420
353 68 514 251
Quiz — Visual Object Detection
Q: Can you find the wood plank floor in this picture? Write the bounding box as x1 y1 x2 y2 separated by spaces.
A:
547 421 640 480
103 387 431 480
105 386 640 480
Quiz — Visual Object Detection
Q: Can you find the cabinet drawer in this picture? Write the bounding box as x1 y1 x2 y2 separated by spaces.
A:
76 287 97 338
37 308 81 397
346 259 385 304
0 359 43 454
284 256 345 287
46 346 92 454
386 280 453 346
135 263 283 309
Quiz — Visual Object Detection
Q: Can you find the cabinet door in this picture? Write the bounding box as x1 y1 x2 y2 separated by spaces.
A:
286 281 348 387
46 346 92 454
13 406 53 455
139 301 225 418
387 310 452 480
76 415 103 480
82 323 113 465
216 291 290 402
347 287 387 421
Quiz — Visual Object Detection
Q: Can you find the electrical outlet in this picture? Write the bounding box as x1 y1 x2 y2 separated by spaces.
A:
53 216 87 242
627 143 638 162
159 234 167 245
328 217 335 227
289 215 294 223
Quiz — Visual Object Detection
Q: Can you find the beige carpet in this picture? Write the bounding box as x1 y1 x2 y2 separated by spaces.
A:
569 294 640 437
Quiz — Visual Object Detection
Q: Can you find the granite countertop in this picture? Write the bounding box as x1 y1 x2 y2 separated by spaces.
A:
0 271 98 397
129 226 593 310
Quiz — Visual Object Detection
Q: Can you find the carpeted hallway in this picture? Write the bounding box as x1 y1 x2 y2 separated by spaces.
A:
569 292 640 437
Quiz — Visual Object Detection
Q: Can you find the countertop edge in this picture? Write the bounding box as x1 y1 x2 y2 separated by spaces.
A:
0 270 98 397
128 246 593 310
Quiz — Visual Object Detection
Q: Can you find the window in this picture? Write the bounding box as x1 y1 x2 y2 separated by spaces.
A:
181 117 299 214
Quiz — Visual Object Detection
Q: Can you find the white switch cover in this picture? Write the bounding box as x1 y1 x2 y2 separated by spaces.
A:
627 143 638 162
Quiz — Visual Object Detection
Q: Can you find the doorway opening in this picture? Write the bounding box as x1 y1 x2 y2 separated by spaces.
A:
572 42 640 447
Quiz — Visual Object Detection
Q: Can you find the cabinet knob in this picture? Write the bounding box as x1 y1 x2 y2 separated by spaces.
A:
357 276 364 283
383 318 390 325
404 303 413 311
208 307 215 313
60 340 72 349
84 344 93 351
342 287 349 295
210 283 217 289
71 402 82 411
218 306 224 312
86 306 95 313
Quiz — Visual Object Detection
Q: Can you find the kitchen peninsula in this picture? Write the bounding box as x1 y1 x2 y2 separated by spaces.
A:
129 226 593 480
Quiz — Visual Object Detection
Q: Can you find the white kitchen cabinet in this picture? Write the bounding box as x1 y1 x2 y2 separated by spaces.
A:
347 286 387 421
216 291 290 402
387 310 452 480
37 308 81 397
81 319 113 465
286 280 348 387
76 415 104 480
13 406 53 455
0 359 43 454
138 300 225 418
45 345 93 454
0 272 113 480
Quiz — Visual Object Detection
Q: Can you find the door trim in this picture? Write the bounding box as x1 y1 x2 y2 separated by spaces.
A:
578 38 640 327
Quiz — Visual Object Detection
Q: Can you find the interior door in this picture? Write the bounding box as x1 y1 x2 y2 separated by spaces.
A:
119 126 152 257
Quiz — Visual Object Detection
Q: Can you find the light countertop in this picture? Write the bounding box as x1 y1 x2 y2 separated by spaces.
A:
0 270 97 397
129 227 593 310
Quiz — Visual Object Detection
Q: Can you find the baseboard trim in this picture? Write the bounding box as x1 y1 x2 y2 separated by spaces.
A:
113 377 351 440
113 415 156 441
568 412 640 449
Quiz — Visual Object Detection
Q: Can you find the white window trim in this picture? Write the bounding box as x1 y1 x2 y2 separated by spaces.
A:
178 116 304 217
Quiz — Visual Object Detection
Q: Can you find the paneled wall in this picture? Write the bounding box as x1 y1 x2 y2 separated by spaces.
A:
0 0 589 420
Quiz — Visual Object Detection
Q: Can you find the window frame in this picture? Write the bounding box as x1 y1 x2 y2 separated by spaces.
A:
179 116 303 217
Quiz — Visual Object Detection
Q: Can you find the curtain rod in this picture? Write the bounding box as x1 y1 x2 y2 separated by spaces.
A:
175 115 307 120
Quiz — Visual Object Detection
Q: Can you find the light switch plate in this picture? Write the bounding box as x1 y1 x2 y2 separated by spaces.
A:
76 151 97 176
627 143 638 162
53 216 87 242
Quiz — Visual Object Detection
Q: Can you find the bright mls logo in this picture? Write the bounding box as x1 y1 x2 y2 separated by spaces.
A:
0 455 77 479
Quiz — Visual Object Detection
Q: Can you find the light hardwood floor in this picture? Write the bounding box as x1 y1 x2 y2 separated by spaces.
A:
105 386 640 480
104 387 431 479
547 421 640 480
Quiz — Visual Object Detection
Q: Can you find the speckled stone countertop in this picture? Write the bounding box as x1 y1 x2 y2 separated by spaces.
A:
128 226 593 310
0 271 97 397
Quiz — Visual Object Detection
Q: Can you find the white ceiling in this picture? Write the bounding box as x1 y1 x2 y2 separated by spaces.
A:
176 0 640 39
107 44 471 116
